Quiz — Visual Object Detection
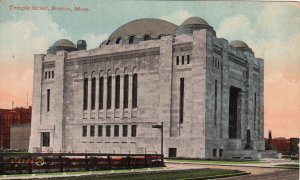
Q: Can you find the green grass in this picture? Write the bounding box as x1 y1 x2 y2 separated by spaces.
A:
166 159 262 164
54 169 246 180
276 164 299 169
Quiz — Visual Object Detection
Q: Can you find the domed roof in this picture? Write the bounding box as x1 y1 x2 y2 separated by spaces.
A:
175 16 214 36
108 18 177 42
52 39 76 48
47 39 77 54
229 40 249 48
181 17 209 26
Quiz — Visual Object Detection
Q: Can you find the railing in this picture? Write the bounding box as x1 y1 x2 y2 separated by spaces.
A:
0 153 164 175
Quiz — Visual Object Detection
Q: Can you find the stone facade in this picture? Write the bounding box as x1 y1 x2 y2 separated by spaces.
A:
29 17 264 159
10 123 31 151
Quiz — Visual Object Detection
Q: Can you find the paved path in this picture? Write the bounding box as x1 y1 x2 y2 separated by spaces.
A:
166 162 299 180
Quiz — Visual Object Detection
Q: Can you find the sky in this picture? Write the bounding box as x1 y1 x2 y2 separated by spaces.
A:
0 0 299 138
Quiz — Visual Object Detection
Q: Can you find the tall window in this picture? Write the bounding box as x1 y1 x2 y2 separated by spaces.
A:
47 89 50 112
254 93 257 130
106 125 111 137
90 125 95 137
107 76 112 109
132 73 138 108
214 80 218 126
181 56 185 65
176 56 179 65
115 75 120 109
98 125 103 137
41 132 50 147
129 36 134 44
91 78 96 110
131 125 137 137
82 126 87 137
187 55 190 64
83 78 88 110
45 72 47 79
179 78 184 124
123 125 128 137
124 74 129 108
114 125 119 137
99 77 104 109
52 71 54 78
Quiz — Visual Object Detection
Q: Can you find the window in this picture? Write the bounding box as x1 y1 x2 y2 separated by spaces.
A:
169 148 177 158
98 125 103 137
214 80 218 126
132 73 138 108
47 89 50 112
48 71 51 79
45 72 47 79
129 36 134 44
90 125 95 137
143 34 150 41
83 78 88 110
114 125 119 137
106 125 111 137
91 78 96 110
52 71 54 78
179 78 184 124
107 76 112 109
123 125 128 137
219 149 223 157
123 74 129 108
187 55 190 64
213 149 217 157
181 56 184 65
116 38 122 44
131 125 137 137
99 77 104 109
254 93 257 130
106 40 110 45
115 75 120 109
41 132 50 147
82 126 87 137
176 56 179 65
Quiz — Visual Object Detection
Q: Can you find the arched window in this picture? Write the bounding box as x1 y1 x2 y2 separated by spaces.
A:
132 73 138 108
143 34 150 41
83 78 88 110
116 38 122 44
107 76 112 109
99 77 104 110
129 36 134 44
115 75 120 109
123 74 129 108
106 40 111 45
91 77 96 110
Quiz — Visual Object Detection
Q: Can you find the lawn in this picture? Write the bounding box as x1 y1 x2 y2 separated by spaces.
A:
55 169 247 180
166 159 262 164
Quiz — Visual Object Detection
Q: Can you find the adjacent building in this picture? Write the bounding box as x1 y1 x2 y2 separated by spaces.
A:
29 17 265 159
0 107 31 149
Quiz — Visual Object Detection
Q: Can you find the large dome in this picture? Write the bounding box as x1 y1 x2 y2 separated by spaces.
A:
47 39 77 54
104 18 177 45
181 17 209 26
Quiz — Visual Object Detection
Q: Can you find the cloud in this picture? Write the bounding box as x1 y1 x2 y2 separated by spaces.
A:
81 33 109 49
160 10 193 24
0 12 69 108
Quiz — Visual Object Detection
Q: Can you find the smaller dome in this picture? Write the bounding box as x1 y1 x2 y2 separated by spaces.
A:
47 39 77 54
229 40 249 48
52 39 76 48
181 17 209 26
175 16 214 36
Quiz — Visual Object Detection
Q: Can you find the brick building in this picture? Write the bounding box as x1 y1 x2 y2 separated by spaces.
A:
29 17 266 159
0 107 32 149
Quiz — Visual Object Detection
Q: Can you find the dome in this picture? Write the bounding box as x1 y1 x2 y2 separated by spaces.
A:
181 17 209 26
105 18 178 45
47 39 77 54
229 40 249 48
175 16 214 36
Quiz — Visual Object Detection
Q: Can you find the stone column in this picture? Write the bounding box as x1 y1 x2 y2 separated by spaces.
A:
87 76 92 119
128 73 132 118
29 54 44 152
112 74 116 118
120 74 124 118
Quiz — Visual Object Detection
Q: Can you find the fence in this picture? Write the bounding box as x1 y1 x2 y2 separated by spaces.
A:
0 153 164 175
